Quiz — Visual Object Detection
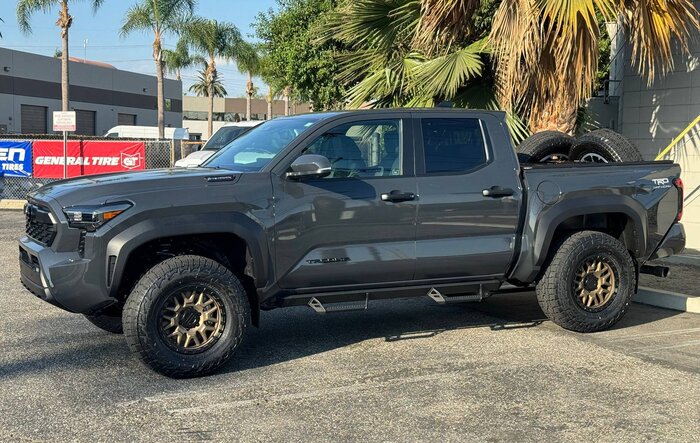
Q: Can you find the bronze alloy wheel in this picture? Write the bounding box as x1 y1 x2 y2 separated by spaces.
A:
159 288 226 353
574 256 617 310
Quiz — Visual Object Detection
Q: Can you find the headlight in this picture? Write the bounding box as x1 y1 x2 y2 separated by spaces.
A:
63 202 132 231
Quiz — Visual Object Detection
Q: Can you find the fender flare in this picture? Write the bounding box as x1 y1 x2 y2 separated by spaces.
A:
532 194 648 269
105 211 271 297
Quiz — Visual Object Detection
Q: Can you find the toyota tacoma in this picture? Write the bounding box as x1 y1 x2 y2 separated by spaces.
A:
19 109 685 377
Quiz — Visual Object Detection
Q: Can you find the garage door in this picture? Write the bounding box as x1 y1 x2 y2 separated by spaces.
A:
75 109 96 136
21 105 47 134
118 113 137 126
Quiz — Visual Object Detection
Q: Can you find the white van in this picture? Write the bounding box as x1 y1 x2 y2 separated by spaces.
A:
104 126 190 140
175 121 264 167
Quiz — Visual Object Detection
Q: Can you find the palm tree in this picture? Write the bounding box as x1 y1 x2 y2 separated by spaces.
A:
17 0 105 111
324 0 700 135
236 42 261 121
181 18 243 138
259 54 282 120
121 0 197 139
188 63 227 97
163 39 204 81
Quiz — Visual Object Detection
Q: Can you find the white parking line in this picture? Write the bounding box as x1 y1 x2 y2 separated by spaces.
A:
166 372 457 415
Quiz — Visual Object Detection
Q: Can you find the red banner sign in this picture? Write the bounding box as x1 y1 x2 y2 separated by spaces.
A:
32 140 146 178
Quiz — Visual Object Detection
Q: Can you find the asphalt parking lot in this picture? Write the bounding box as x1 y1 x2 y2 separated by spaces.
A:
1 210 699 442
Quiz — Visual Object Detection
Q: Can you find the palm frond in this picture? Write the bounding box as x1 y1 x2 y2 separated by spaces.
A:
188 63 227 97
410 39 486 99
412 0 480 54
622 0 700 81
16 0 61 34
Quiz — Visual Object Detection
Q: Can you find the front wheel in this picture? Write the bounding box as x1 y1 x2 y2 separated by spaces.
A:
536 231 636 332
122 255 250 378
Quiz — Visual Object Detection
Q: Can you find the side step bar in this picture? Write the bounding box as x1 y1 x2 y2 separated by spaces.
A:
307 285 489 314
427 287 483 304
308 295 369 314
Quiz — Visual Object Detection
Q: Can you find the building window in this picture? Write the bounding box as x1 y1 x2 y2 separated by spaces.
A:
21 104 48 134
165 98 172 112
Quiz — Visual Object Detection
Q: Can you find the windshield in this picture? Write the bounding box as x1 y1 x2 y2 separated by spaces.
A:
203 126 249 151
204 115 326 172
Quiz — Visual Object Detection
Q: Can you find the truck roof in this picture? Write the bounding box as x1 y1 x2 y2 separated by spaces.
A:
278 108 507 120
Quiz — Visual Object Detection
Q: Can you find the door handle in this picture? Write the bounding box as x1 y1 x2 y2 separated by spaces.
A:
381 190 416 203
482 186 514 198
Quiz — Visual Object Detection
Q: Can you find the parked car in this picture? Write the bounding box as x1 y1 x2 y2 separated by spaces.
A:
175 121 264 168
20 109 685 378
104 126 190 140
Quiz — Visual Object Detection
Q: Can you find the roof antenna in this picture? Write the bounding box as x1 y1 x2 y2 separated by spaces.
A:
436 101 454 108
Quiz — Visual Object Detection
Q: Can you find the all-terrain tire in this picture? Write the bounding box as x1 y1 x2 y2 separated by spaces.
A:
84 312 123 334
516 131 574 163
570 129 643 163
122 255 250 378
536 231 636 333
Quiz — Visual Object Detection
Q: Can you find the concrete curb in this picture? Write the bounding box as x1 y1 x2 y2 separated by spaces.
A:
0 200 25 210
634 286 700 314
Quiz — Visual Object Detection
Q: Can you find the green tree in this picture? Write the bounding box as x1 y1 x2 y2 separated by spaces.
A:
254 0 343 110
188 63 227 98
236 42 261 121
163 39 204 81
121 0 197 139
17 0 105 112
180 18 243 137
325 0 700 135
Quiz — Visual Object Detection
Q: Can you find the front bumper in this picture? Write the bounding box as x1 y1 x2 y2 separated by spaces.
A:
19 236 116 314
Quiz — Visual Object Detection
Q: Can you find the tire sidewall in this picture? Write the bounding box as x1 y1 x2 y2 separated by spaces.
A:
125 257 249 377
554 237 634 324
571 141 620 163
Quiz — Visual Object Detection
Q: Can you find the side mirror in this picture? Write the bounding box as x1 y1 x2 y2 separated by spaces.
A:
286 154 332 179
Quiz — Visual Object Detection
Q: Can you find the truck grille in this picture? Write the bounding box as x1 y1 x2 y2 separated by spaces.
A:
25 203 57 246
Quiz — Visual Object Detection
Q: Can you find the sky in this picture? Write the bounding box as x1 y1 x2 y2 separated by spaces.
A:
0 0 279 94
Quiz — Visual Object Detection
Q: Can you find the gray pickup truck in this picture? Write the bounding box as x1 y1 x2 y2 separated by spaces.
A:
19 109 685 377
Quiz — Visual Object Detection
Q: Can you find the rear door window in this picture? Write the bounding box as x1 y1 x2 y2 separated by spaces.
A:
421 118 489 174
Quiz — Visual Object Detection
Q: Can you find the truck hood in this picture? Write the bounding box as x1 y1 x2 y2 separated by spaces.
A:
29 168 240 207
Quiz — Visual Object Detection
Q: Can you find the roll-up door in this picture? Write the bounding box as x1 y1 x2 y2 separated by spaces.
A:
21 105 48 134
75 109 96 136
117 113 137 126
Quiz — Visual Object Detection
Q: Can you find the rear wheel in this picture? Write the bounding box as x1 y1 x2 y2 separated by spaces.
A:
536 231 636 332
122 255 250 378
570 129 643 163
516 131 574 163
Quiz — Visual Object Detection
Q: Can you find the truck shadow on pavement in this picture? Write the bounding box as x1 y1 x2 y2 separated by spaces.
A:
0 292 681 381
222 292 680 374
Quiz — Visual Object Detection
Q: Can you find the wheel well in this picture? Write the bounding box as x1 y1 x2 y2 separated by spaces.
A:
116 233 260 326
551 213 636 251
540 212 640 281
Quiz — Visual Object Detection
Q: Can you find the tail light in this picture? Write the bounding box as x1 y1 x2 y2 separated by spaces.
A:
673 177 684 221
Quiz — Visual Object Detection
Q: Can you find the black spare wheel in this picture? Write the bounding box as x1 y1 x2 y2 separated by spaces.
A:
570 128 643 163
516 130 575 163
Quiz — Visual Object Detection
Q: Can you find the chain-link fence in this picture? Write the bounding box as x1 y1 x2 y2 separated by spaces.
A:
1 136 175 200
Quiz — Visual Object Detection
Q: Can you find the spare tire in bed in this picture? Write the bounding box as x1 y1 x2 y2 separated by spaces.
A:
516 131 575 163
570 129 643 163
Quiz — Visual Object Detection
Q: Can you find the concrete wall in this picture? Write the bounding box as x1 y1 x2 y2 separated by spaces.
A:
0 47 182 135
618 27 700 250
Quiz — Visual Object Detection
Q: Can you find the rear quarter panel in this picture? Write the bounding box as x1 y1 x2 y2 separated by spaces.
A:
510 162 682 283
